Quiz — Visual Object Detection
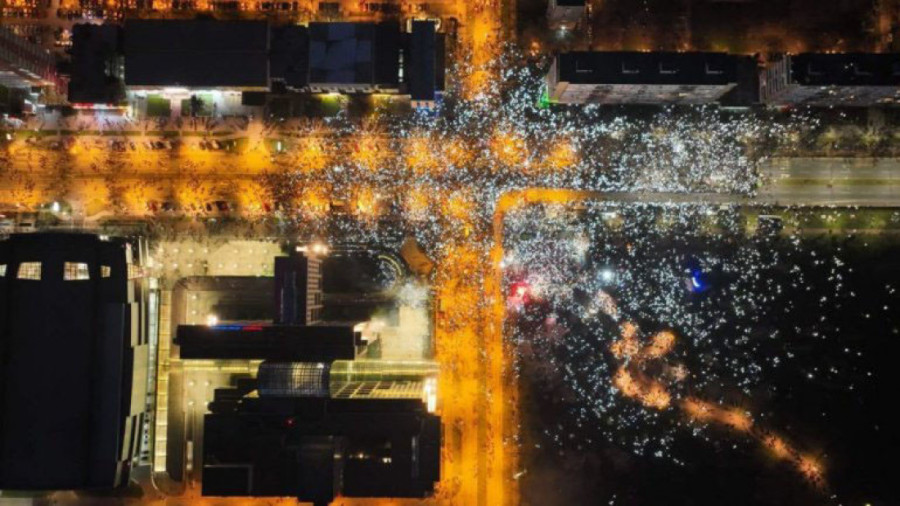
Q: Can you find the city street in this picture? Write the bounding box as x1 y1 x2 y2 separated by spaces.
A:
4 0 900 501
3 125 900 505
759 157 900 206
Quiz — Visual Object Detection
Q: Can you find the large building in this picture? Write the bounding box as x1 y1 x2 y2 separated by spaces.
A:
760 53 900 107
407 20 446 107
0 26 58 91
123 19 270 117
65 19 446 113
124 19 270 91
306 22 401 94
275 252 323 325
0 233 148 490
67 24 124 105
203 377 441 506
166 250 440 504
545 51 758 105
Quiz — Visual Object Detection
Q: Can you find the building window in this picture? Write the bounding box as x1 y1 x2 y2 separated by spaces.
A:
101 265 111 278
620 62 639 75
17 262 41 280
127 263 142 279
659 62 679 75
0 264 6 277
705 63 725 76
64 262 90 281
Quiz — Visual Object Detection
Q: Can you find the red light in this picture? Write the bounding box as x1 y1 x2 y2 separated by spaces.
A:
284 417 296 428
510 282 529 298
243 325 263 332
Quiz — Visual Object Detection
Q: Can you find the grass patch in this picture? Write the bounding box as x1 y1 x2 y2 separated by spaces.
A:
146 95 171 118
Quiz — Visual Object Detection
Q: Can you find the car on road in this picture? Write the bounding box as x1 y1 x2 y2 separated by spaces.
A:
204 200 236 218
147 200 181 216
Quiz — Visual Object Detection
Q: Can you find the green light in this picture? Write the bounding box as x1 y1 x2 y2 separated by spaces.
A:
538 85 551 110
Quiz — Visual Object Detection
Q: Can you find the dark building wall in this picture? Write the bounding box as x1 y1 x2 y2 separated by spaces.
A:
274 254 322 326
0 233 146 490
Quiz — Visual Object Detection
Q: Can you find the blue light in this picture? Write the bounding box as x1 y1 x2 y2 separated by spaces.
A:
689 269 708 292
211 324 244 331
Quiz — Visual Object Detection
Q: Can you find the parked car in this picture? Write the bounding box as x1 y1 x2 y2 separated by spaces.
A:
204 200 235 217
146 200 181 215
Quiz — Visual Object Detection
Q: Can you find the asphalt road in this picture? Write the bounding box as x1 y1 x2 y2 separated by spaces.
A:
7 155 900 217
758 157 900 207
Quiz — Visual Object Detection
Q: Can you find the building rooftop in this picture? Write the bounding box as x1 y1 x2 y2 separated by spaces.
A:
270 24 310 89
67 24 122 104
790 53 900 86
331 380 426 399
124 19 269 89
407 21 442 101
176 321 372 361
0 25 57 89
0 233 146 490
203 395 440 502
557 51 741 85
307 22 399 87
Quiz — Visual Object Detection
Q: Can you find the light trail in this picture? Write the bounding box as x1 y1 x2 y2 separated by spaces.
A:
596 269 830 490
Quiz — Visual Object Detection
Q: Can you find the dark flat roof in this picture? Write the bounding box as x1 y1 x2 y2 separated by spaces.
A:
408 21 436 101
124 19 269 88
176 323 365 361
790 53 900 86
67 24 122 104
270 24 309 88
0 233 142 490
308 22 399 86
557 51 742 85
